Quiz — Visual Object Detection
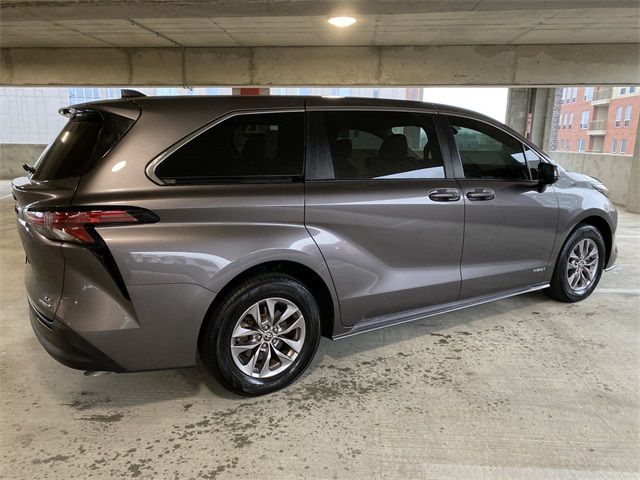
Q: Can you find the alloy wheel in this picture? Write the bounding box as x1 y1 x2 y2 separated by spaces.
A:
566 238 599 294
230 297 306 378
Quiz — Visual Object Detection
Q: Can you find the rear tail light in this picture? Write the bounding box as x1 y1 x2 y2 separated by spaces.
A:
23 208 158 244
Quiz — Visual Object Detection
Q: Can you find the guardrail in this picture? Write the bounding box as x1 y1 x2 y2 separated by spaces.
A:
592 87 612 102
588 120 607 131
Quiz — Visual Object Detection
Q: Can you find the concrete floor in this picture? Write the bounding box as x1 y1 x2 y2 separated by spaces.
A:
0 179 638 479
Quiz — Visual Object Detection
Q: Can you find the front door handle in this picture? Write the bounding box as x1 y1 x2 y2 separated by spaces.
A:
466 188 495 201
428 188 461 202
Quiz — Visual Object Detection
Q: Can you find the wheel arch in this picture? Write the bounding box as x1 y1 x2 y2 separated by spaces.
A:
573 215 613 266
198 260 338 349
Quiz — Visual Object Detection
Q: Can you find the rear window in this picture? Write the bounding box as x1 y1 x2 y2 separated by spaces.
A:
154 112 304 183
32 111 134 181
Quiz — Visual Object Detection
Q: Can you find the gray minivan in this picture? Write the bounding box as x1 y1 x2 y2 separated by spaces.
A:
12 93 617 395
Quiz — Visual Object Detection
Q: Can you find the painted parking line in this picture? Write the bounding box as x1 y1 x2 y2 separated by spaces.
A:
596 288 640 294
616 235 640 238
419 463 638 480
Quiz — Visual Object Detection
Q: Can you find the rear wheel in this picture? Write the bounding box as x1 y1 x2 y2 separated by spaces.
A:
546 224 605 302
199 273 321 396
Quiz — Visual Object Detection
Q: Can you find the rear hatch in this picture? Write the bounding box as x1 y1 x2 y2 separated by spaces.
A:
12 104 139 320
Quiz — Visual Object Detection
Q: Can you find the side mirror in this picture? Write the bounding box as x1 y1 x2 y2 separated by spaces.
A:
538 162 559 188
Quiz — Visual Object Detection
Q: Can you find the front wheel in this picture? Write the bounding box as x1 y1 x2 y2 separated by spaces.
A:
546 224 605 303
199 273 321 396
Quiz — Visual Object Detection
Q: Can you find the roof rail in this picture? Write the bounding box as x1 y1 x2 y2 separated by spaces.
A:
121 89 147 99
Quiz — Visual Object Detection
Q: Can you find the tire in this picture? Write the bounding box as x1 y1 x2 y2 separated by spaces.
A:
199 273 321 396
545 224 606 303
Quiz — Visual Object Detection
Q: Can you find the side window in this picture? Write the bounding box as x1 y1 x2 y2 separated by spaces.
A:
524 147 543 180
154 112 303 183
311 111 445 180
448 116 529 180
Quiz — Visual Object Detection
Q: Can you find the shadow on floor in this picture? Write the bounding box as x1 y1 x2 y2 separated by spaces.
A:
29 291 554 409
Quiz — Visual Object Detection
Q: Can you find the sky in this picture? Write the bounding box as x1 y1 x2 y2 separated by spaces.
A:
422 88 508 122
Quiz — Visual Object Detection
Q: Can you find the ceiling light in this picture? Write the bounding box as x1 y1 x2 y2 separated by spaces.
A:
328 16 357 28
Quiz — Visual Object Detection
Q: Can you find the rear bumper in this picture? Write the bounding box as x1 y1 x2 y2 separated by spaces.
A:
28 300 125 373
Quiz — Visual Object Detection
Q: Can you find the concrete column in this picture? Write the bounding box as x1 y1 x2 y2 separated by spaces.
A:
542 88 562 152
530 88 550 148
505 88 530 137
507 87 559 150
625 126 640 213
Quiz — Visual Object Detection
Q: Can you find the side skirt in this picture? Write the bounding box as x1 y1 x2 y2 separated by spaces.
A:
332 283 550 340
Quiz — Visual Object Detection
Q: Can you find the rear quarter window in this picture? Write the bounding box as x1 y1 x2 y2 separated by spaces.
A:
153 112 304 183
32 111 134 181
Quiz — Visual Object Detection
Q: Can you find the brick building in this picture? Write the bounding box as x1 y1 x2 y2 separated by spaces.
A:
555 86 639 156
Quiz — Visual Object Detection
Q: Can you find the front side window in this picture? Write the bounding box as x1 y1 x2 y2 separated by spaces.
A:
448 116 529 181
154 112 304 183
524 148 544 180
310 111 445 180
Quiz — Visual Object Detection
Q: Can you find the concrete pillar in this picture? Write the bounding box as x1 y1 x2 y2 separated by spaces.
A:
505 88 530 137
530 88 550 148
542 88 562 152
625 126 640 214
507 87 559 150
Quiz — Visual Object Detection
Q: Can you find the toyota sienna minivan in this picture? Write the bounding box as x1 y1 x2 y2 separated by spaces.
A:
12 92 617 395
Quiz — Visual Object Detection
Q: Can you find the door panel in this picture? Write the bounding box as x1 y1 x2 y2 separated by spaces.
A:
306 180 464 326
443 114 559 299
457 180 558 299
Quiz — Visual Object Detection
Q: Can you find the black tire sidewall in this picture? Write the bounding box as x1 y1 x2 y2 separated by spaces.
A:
555 226 606 302
202 274 321 396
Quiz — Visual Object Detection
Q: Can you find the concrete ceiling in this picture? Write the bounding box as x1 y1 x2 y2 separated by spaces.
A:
1 0 639 48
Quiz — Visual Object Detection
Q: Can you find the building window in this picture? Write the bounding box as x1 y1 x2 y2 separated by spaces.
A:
568 112 573 128
571 87 577 102
561 113 566 128
620 87 627 95
624 106 632 127
580 111 589 129
577 139 585 152
615 106 623 127
620 139 627 154
584 87 594 101
68 87 102 104
611 138 617 153
630 86 636 94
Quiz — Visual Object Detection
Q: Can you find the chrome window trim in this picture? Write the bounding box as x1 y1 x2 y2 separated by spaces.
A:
145 108 305 186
